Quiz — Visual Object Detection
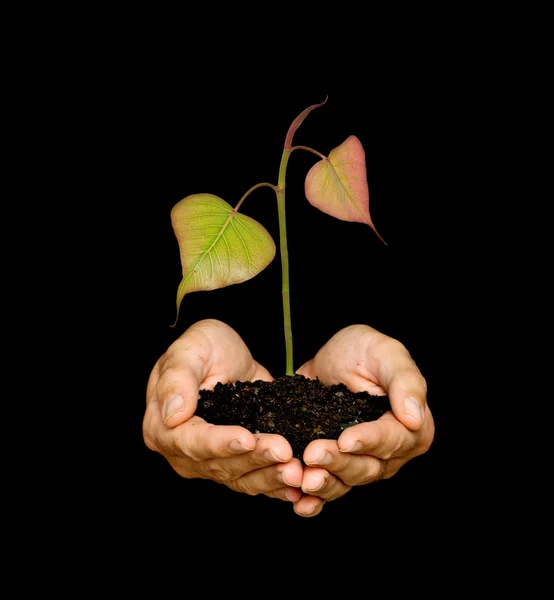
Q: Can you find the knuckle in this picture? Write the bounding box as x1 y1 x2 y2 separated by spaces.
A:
342 461 382 489
142 409 160 452
377 336 407 357
142 419 158 452
340 457 382 485
142 431 159 453
230 466 278 497
202 459 235 483
229 479 260 496
380 437 403 460
157 351 171 370
327 476 348 497
175 421 209 461
404 365 428 393
368 419 404 460
159 440 183 459
365 458 382 481
367 420 395 459
319 477 350 500
381 457 403 479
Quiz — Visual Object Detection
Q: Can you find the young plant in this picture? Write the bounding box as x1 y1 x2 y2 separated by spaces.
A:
170 97 386 375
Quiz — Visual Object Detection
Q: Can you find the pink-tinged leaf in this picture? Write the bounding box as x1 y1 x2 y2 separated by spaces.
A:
304 135 386 244
170 193 276 326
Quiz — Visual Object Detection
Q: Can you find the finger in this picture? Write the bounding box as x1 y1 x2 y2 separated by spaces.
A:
203 432 295 471
300 465 352 501
337 413 414 459
263 485 303 503
198 433 301 483
157 416 257 461
175 429 299 487
228 458 304 499
252 433 295 464
293 495 325 518
304 439 385 486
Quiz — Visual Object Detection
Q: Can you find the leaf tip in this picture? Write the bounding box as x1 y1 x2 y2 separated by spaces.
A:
376 230 388 246
170 298 182 328
367 221 387 245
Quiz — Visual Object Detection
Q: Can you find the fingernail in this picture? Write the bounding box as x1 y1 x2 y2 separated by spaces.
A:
307 450 333 466
164 394 184 422
276 470 292 486
264 448 286 462
404 396 423 424
339 440 363 453
306 476 325 493
228 439 255 453
285 489 298 502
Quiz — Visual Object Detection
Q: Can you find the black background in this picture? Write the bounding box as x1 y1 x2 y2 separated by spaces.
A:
89 67 474 545
14 12 526 581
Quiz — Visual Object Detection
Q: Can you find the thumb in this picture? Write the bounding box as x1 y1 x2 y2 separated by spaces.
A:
146 363 202 429
159 366 202 428
386 370 428 431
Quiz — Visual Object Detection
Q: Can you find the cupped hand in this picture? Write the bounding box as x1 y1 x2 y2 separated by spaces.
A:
294 324 435 515
143 319 303 503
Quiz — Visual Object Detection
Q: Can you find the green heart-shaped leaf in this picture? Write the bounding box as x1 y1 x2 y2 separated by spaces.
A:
171 193 276 325
304 135 386 244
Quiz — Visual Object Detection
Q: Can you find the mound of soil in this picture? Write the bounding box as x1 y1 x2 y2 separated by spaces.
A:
196 374 391 460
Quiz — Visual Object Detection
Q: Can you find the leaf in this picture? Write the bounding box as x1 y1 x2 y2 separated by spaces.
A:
285 96 327 149
304 135 386 244
170 193 276 326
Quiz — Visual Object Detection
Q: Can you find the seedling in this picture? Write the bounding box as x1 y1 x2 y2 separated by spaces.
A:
170 97 386 375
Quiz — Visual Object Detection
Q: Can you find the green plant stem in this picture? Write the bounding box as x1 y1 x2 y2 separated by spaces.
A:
234 182 277 212
290 145 326 160
276 147 294 376
234 147 323 377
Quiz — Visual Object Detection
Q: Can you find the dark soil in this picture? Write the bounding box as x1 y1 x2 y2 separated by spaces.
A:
196 374 391 461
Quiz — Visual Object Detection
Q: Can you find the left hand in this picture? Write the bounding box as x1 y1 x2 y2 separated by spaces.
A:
294 324 435 517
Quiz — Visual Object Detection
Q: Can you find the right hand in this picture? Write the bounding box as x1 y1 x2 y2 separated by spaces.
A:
143 318 304 503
